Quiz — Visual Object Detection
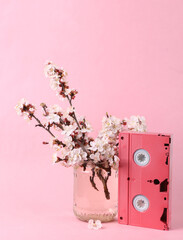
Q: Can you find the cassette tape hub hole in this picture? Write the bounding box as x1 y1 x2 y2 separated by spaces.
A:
134 149 150 167
154 179 160 185
133 195 149 212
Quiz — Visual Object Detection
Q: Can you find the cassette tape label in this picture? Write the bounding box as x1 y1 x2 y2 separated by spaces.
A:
118 132 171 230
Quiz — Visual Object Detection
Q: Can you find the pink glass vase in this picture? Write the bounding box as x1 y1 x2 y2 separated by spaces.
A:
73 166 118 222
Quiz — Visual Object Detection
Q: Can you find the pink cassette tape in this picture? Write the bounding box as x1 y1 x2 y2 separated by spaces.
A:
118 132 171 230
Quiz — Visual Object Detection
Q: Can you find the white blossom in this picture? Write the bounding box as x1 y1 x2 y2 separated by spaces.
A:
63 136 75 149
46 113 60 124
50 139 59 151
102 115 122 133
49 138 64 151
65 88 73 96
80 150 87 160
88 219 102 230
49 77 60 91
45 105 63 125
81 121 93 133
75 130 83 139
15 98 35 120
66 106 75 114
127 115 147 132
62 107 76 123
59 147 69 159
62 124 77 136
89 139 105 152
44 62 57 78
90 152 100 163
48 104 62 114
15 98 28 115
52 153 58 164
53 149 69 164
67 148 87 166
110 155 120 170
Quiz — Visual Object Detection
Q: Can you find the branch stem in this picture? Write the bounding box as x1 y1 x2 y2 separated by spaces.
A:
32 114 55 138
96 168 110 200
66 95 81 130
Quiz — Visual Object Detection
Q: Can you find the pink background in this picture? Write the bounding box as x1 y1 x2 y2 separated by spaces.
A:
1 0 183 239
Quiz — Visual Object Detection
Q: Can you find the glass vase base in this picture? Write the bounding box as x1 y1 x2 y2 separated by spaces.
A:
73 206 117 222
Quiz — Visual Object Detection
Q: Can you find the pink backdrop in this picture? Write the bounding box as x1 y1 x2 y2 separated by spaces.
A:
1 0 183 239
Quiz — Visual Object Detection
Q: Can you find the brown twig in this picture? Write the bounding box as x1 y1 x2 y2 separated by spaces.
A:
61 85 88 151
90 168 99 191
54 122 64 130
40 103 49 116
72 136 88 153
32 114 55 138
105 167 111 182
64 95 90 154
82 162 87 171
96 168 110 200
55 157 67 163
95 162 111 173
66 95 81 130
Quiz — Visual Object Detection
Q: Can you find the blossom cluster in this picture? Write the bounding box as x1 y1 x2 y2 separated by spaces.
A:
44 62 78 100
44 106 93 167
88 115 123 170
15 61 147 199
15 98 35 120
125 115 147 132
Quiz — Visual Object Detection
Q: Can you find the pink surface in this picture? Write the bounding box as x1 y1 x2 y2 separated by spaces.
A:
1 0 183 239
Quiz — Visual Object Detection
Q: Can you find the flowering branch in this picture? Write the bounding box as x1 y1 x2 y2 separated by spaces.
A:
15 61 147 200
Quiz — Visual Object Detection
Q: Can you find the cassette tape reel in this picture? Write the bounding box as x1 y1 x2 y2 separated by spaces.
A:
133 195 149 212
118 132 171 230
134 149 150 166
